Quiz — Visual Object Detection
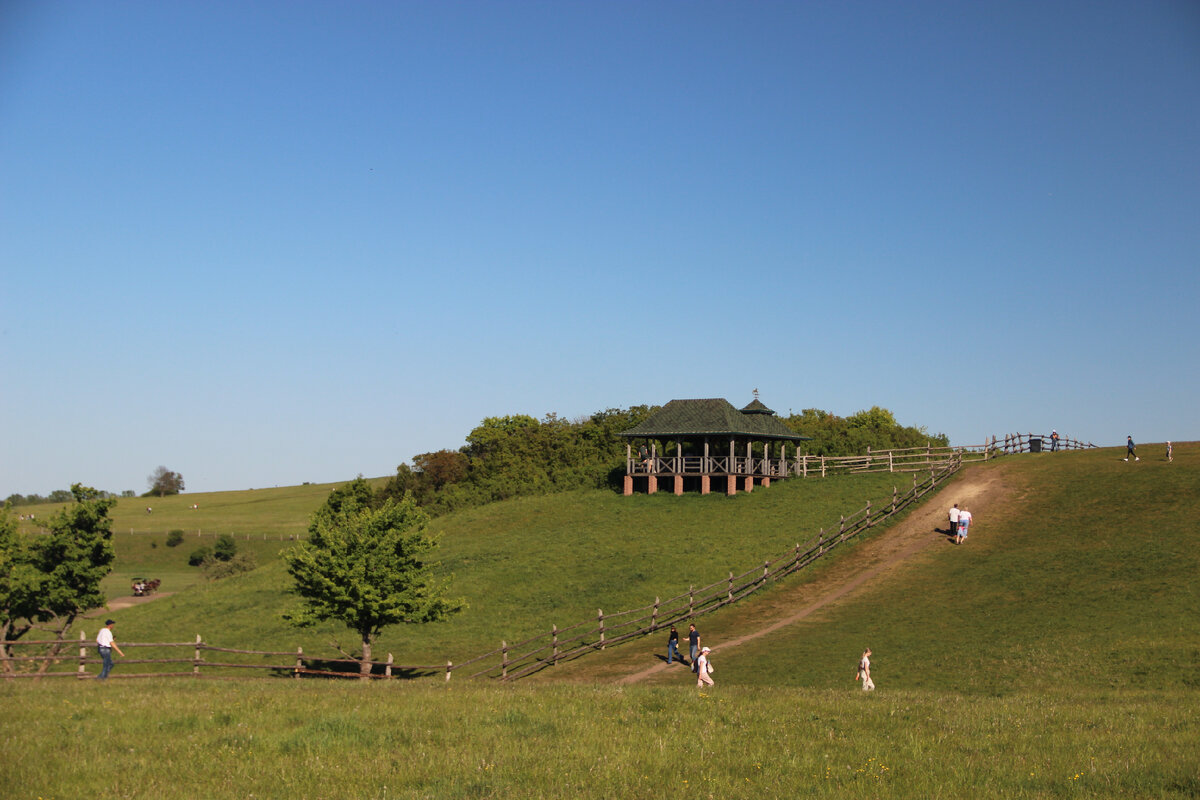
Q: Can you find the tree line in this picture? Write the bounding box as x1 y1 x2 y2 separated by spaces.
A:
375 404 947 517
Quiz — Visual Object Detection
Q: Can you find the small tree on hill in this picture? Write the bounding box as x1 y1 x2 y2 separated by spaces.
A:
147 466 185 497
283 478 464 678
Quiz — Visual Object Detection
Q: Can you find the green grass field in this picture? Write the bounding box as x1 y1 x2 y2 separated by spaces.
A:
3 444 1197 798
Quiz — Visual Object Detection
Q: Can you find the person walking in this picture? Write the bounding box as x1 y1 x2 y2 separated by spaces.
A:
96 619 125 680
1166 441 1173 462
956 507 973 544
687 623 700 671
856 647 875 691
666 625 680 664
1050 430 1060 451
948 503 960 539
1125 436 1139 462
696 646 714 689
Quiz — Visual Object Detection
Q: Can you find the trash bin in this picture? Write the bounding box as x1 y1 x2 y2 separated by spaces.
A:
1029 437 1042 453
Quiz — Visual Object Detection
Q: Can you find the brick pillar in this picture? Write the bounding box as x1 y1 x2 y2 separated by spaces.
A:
647 476 657 495
623 475 633 496
762 477 771 488
701 475 710 495
674 476 683 496
726 475 737 496
744 476 754 493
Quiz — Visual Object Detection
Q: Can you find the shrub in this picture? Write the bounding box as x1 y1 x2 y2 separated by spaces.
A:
187 546 212 566
200 552 257 580
166 530 185 547
213 533 237 562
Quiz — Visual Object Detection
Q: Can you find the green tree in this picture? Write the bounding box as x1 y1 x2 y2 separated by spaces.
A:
146 466 185 497
0 486 117 674
213 533 237 562
283 478 464 678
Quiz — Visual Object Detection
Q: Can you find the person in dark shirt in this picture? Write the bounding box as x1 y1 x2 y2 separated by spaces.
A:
688 623 700 671
667 626 680 664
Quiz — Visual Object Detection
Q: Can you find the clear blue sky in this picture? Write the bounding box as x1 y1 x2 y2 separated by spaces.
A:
3 1 1197 496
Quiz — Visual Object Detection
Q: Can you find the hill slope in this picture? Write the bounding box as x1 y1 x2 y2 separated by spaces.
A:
546 443 1200 694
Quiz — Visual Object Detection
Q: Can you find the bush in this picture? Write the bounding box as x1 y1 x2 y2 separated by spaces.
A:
213 533 237 562
188 546 212 567
166 530 185 547
200 552 257 580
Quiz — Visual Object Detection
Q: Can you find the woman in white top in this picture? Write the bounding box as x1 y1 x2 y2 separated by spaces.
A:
857 648 874 691
696 646 714 688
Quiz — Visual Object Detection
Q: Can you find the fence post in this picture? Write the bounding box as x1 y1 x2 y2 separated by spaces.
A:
727 572 734 602
793 541 801 571
818 528 825 555
293 646 302 679
78 631 87 679
446 660 453 682
821 455 826 477
930 468 936 488
385 653 393 680
889 451 894 472
866 500 872 528
689 586 695 618
552 624 559 665
192 635 202 676
802 454 807 477
651 597 659 631
598 611 605 651
839 515 846 542
501 640 508 678
762 561 770 583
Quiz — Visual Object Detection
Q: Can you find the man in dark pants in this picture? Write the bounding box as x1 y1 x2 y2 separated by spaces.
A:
96 619 125 680
688 623 700 671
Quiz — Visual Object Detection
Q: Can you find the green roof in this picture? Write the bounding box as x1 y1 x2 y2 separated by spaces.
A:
621 398 809 441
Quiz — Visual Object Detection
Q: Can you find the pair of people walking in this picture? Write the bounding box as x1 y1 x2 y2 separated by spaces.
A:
948 504 973 544
665 623 702 665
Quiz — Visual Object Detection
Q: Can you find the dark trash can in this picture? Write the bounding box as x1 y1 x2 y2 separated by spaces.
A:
1029 437 1042 453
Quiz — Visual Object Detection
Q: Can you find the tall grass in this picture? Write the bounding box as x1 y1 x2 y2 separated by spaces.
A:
2 680 1195 799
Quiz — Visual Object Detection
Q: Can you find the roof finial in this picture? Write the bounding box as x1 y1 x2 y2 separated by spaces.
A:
753 387 759 400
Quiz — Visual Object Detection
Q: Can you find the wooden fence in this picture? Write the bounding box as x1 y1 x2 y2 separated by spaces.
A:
0 634 453 682
797 432 1095 477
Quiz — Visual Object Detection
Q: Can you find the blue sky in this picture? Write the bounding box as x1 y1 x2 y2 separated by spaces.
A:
3 1 1197 496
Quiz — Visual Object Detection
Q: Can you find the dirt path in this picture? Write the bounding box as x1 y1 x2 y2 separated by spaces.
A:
548 463 1014 685
84 592 174 617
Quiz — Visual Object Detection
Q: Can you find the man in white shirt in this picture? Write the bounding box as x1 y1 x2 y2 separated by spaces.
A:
948 504 960 540
96 619 125 680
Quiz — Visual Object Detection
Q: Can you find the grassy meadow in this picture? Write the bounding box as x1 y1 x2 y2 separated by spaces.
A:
90 469 915 666
4 443 1198 799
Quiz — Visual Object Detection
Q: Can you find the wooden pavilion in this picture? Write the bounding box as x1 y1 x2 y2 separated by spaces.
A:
621 396 810 496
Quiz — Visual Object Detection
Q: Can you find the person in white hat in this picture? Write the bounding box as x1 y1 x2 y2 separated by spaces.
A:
696 646 714 688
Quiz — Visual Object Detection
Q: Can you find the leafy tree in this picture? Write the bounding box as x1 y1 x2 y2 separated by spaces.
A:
283 478 464 678
187 546 212 566
166 530 185 547
146 466 185 497
0 486 118 674
213 533 237 562
783 406 948 456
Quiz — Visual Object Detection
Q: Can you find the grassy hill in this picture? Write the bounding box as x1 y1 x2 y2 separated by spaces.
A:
4 443 1198 799
105 469 916 664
